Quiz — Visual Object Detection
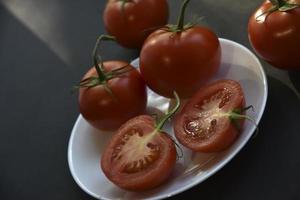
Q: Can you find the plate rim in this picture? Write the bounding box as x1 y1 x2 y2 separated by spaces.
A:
67 38 268 200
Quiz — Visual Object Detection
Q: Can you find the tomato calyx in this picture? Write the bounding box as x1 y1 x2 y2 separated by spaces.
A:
229 105 259 135
270 0 300 11
164 0 195 33
118 0 133 3
117 0 134 15
75 34 133 91
256 0 300 21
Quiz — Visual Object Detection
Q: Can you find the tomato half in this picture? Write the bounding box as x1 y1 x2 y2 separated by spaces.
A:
174 80 246 152
103 0 169 49
248 0 300 70
79 61 147 131
101 115 177 190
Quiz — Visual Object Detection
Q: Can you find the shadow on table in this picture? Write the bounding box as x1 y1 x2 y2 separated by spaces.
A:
288 70 300 95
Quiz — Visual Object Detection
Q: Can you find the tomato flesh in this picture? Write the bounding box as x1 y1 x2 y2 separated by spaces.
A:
101 115 176 190
174 80 245 152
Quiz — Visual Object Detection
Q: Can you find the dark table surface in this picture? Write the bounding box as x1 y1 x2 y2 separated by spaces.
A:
1 0 300 199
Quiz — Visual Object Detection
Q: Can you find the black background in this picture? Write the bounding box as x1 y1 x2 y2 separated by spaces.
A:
1 0 300 199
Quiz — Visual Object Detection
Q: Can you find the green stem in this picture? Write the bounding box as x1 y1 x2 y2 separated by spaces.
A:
229 106 259 135
230 112 256 124
119 0 131 3
270 0 285 7
92 34 116 82
176 0 191 31
119 0 132 14
156 92 181 131
278 0 286 6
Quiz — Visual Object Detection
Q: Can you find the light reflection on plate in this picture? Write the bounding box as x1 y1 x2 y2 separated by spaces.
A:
68 38 268 200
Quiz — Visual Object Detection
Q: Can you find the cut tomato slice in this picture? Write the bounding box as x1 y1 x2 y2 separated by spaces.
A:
174 79 246 152
101 115 177 190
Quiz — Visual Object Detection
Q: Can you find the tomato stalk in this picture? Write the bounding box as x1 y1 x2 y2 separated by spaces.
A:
156 92 181 131
139 92 180 148
229 105 259 135
269 0 299 12
75 34 133 91
256 0 300 21
156 92 183 159
176 0 191 31
119 0 133 14
119 0 132 3
166 0 197 32
118 0 133 4
92 34 116 83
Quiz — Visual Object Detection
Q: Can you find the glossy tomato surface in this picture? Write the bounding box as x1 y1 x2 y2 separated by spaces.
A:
140 26 221 98
101 115 176 190
174 80 245 152
103 0 169 49
248 0 300 70
79 61 147 131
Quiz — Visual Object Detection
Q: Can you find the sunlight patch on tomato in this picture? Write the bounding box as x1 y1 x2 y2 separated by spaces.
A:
254 9 267 23
275 27 294 38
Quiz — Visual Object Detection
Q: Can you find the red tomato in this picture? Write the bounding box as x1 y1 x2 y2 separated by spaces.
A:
248 0 300 70
103 0 169 49
174 80 246 152
79 61 147 131
140 27 221 98
101 115 177 190
139 0 221 98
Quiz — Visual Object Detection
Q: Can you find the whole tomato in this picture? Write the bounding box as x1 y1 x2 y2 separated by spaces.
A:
101 92 180 190
140 0 221 98
103 0 169 49
79 61 147 131
78 35 147 131
248 0 300 70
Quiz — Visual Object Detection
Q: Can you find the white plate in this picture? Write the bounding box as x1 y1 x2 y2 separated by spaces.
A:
68 38 268 200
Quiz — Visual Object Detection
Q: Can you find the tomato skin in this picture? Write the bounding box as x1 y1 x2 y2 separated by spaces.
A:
79 61 147 131
101 115 176 190
248 1 300 70
140 26 221 98
103 0 169 49
174 80 245 152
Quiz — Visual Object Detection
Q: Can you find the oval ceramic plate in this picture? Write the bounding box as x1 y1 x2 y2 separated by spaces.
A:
68 38 268 200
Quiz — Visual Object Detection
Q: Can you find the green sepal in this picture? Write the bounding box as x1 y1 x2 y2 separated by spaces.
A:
279 3 300 11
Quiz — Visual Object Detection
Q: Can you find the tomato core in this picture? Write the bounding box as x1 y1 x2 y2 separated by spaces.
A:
111 129 161 173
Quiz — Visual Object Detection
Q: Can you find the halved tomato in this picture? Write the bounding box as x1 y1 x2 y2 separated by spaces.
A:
174 80 246 152
101 115 176 190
